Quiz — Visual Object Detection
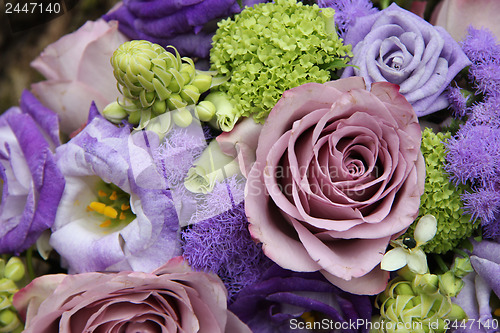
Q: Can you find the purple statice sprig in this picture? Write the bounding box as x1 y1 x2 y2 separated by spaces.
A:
182 178 271 301
317 0 378 39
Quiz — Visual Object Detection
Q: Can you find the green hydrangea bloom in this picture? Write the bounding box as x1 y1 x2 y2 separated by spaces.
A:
210 0 352 123
405 128 478 254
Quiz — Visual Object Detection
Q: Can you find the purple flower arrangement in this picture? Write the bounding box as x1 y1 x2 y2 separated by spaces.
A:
1 0 500 332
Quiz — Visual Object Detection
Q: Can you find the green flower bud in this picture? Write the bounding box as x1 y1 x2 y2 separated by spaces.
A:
438 271 464 297
172 108 193 128
180 62 196 83
451 257 473 278
195 101 216 122
167 94 187 111
413 273 439 294
180 85 200 105
152 99 167 115
144 113 173 141
205 91 240 132
190 74 212 93
0 309 22 332
4 258 24 282
102 101 128 124
0 278 17 294
127 111 141 125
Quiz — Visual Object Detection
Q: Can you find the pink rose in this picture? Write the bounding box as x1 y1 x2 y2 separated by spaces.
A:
13 257 250 333
431 0 500 42
31 19 128 135
245 77 425 295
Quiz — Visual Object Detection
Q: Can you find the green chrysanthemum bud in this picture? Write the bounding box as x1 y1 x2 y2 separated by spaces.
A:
195 101 216 122
404 129 478 254
102 101 128 124
375 271 467 333
4 258 25 282
108 40 216 129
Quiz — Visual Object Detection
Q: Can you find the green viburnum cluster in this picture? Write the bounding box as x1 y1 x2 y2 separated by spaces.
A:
210 0 352 124
405 128 478 254
374 265 469 333
104 40 215 131
0 257 25 333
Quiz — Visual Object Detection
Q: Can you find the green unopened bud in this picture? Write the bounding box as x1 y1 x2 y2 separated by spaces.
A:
451 257 473 278
0 278 17 293
167 69 184 93
195 101 216 122
439 271 464 297
167 94 187 111
394 282 414 296
180 85 200 105
413 273 439 294
127 111 142 125
144 113 173 140
4 258 24 282
0 309 21 332
191 74 212 93
172 108 193 128
205 91 240 132
180 62 196 83
103 101 128 124
152 99 167 115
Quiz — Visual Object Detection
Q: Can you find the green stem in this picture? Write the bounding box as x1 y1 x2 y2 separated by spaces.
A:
434 255 449 273
380 0 391 9
25 248 35 282
453 248 470 259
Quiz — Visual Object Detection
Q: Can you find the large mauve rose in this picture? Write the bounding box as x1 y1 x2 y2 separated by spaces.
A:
31 19 128 135
13 257 251 333
341 3 470 117
245 77 425 295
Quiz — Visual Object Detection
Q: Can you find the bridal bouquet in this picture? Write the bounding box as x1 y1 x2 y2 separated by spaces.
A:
1 0 500 332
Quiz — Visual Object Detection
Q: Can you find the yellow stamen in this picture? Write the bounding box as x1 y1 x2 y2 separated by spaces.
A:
494 308 500 317
121 203 130 211
103 206 118 219
109 191 118 200
119 212 126 220
98 190 107 197
100 220 112 228
89 202 106 214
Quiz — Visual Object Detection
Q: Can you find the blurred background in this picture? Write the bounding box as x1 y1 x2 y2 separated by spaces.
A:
0 0 120 112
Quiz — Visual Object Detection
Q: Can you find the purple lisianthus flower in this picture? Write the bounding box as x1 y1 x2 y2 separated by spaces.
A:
229 264 372 333
104 0 257 58
341 3 471 116
50 103 181 273
0 90 64 254
452 240 500 333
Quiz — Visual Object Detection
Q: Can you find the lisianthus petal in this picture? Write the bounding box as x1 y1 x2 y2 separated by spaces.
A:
414 214 437 244
381 247 408 271
406 249 428 274
471 256 500 299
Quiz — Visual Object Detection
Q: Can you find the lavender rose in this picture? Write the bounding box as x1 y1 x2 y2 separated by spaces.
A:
229 264 372 333
0 90 64 254
245 77 425 295
13 257 251 333
341 3 471 116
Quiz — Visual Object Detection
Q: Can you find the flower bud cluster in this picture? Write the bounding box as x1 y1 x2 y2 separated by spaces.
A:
374 267 468 333
0 257 26 333
105 40 215 129
405 128 478 254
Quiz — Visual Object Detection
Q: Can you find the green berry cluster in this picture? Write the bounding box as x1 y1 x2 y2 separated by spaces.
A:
105 40 214 129
406 128 478 254
0 257 25 333
210 0 352 123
